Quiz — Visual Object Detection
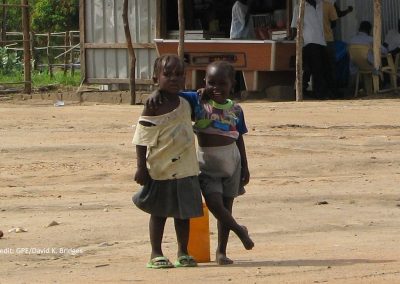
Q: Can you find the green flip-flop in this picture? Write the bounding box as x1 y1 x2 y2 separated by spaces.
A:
174 255 197 268
146 256 174 269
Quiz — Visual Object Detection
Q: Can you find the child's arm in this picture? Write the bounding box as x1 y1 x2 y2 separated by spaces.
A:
134 145 150 185
236 134 250 187
178 91 202 121
133 106 155 185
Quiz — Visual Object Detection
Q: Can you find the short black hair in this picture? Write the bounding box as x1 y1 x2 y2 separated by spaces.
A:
207 61 236 82
152 54 185 80
359 21 372 35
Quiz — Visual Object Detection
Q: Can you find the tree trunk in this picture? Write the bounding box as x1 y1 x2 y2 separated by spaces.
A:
122 0 136 105
372 0 382 93
64 31 69 76
373 0 382 70
47 32 54 78
177 0 185 60
295 0 305 102
1 0 7 47
286 0 292 38
22 0 31 94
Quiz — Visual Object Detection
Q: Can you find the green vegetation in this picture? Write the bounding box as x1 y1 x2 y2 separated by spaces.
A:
31 0 79 32
1 47 80 89
0 70 81 88
2 0 79 33
32 70 81 87
1 1 81 89
0 47 22 75
1 0 22 32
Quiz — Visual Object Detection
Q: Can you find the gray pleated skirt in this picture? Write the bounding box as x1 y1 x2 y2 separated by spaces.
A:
132 176 203 219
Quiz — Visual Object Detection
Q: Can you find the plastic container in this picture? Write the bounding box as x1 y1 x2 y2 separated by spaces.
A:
188 203 210 263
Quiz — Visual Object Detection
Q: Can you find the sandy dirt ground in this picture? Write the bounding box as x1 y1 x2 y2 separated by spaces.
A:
1 96 400 284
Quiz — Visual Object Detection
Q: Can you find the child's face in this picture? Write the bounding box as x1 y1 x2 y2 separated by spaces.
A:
205 66 234 104
156 58 185 94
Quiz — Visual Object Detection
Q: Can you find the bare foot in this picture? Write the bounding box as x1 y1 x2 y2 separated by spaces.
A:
216 252 234 265
238 225 254 250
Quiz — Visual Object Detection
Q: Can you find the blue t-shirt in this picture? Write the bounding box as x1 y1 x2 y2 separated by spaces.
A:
179 91 248 139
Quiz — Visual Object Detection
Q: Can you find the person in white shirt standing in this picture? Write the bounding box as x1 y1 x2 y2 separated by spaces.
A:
291 0 331 99
348 20 390 91
230 0 255 39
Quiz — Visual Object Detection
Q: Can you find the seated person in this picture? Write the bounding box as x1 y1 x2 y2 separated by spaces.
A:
349 21 393 92
349 21 388 73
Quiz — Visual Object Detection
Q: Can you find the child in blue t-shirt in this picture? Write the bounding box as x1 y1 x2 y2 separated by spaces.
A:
180 61 254 265
148 60 254 265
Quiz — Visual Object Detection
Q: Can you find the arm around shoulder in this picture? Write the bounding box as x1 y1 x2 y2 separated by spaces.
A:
145 90 164 111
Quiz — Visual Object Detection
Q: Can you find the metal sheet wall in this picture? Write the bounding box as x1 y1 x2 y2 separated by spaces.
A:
84 0 157 83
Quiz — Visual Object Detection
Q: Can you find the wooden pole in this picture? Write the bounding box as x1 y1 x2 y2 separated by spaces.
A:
64 31 69 76
70 31 75 76
79 0 86 90
122 0 136 105
295 0 305 102
47 31 54 78
177 0 185 60
373 0 382 93
1 0 6 47
286 0 292 38
21 0 31 94
156 0 162 39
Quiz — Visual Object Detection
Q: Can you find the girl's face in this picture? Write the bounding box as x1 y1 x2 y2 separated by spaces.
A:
205 66 234 104
156 58 185 94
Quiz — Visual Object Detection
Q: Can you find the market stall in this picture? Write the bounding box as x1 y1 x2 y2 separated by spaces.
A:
80 0 295 96
156 0 296 91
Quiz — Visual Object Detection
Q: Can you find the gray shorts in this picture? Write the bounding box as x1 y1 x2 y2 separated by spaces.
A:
197 143 241 198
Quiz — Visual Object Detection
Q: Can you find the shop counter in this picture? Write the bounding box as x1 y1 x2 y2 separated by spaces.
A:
154 39 296 91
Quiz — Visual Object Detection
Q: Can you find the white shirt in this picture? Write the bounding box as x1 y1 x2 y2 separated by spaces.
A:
291 0 326 47
132 97 199 180
230 1 254 39
384 29 400 52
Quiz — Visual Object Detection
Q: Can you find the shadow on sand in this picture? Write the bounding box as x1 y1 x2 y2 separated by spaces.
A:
199 258 396 268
